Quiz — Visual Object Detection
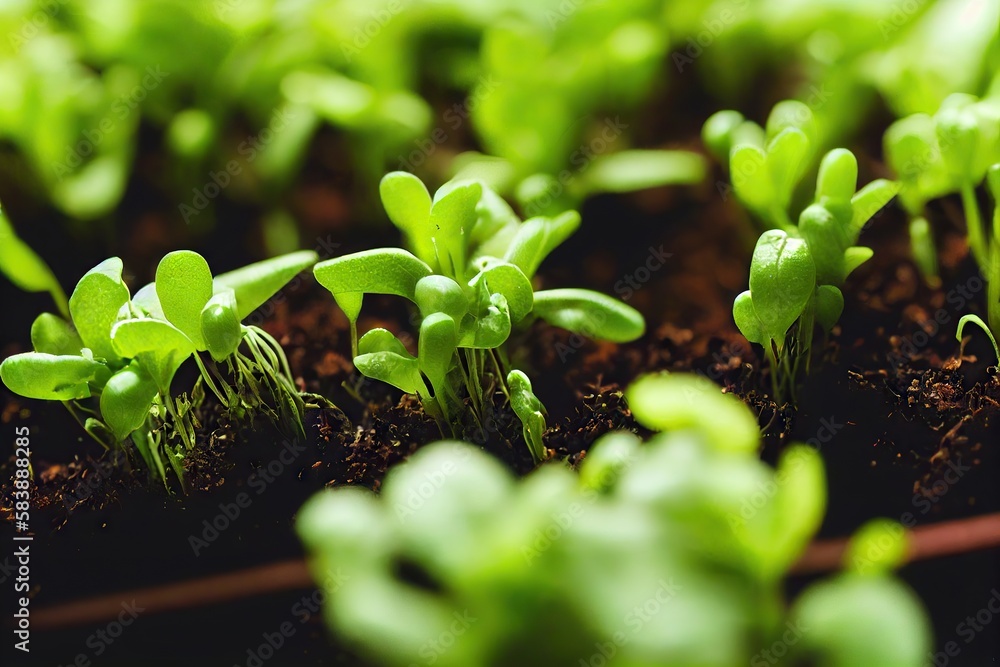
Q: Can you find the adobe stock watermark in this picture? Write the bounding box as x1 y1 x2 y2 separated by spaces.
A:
53 66 170 181
52 601 144 667
180 106 296 224
407 610 477 666
395 74 500 171
188 438 308 556
878 0 924 40
521 450 635 565
234 567 349 667
888 275 983 367
339 0 408 62
672 0 751 73
522 115 630 217
927 588 1000 667
553 242 670 363
543 0 583 29
727 417 844 529
578 578 683 667
394 444 474 521
7 0 70 51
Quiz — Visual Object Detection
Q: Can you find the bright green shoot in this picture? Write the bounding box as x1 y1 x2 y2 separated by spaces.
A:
0 250 318 487
733 149 898 404
884 94 1000 284
315 172 644 462
953 162 1000 366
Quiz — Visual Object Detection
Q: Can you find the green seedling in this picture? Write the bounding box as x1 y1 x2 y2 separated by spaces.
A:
297 372 929 666
0 250 318 487
704 101 818 231
884 94 1000 284
953 163 1000 366
733 149 898 403
315 172 644 461
452 3 706 215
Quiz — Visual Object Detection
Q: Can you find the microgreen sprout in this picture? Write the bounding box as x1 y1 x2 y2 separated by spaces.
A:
732 148 899 403
0 250 318 487
297 373 930 666
314 172 644 461
953 163 1000 366
884 94 1000 284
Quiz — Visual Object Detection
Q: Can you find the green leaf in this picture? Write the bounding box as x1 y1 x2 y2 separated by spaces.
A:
200 290 244 362
380 172 433 259
767 127 810 208
69 257 131 362
798 204 849 286
580 150 706 194
314 249 433 323
418 313 458 384
502 211 581 281
850 179 900 237
730 144 774 215
30 313 83 356
790 575 930 667
469 261 534 323
844 519 910 575
0 206 68 318
214 250 319 320
842 246 874 281
767 444 826 576
626 373 760 454
701 110 745 163
414 275 468 322
460 292 512 349
531 288 645 343
748 230 815 342
156 251 214 349
507 369 547 463
358 329 413 358
578 431 641 493
428 180 482 277
733 291 765 345
956 313 1000 365
816 285 845 333
0 352 106 400
130 283 165 319
765 100 816 146
111 319 196 394
354 352 425 396
101 362 158 441
935 107 979 181
816 149 858 203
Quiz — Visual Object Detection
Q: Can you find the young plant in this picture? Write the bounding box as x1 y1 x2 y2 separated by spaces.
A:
297 372 930 667
955 163 1000 366
452 3 706 216
703 101 819 231
733 149 899 403
0 250 318 486
884 93 1000 284
314 172 644 461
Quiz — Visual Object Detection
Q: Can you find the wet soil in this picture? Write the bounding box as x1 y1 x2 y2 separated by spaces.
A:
1 151 998 665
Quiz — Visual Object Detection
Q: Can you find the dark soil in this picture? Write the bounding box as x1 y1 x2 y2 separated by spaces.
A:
1 150 999 665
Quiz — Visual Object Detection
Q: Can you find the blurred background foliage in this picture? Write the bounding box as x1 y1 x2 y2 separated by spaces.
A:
0 0 996 255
